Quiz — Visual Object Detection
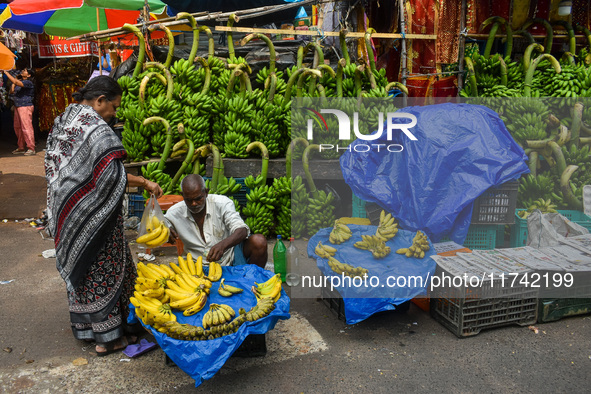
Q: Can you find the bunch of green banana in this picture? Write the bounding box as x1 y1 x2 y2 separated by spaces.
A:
141 161 172 198
217 278 243 297
314 241 336 258
256 66 287 95
329 221 353 244
376 210 399 241
223 94 254 158
121 118 151 162
291 176 308 239
202 303 236 329
327 255 369 278
396 231 430 258
273 176 292 239
354 234 391 259
243 185 274 237
518 197 558 218
306 189 336 236
518 174 563 209
242 297 277 322
544 64 585 97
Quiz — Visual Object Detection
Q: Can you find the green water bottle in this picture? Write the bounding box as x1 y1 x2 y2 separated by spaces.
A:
273 235 287 282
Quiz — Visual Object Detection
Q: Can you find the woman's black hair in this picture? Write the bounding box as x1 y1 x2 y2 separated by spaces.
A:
26 68 35 78
72 75 122 102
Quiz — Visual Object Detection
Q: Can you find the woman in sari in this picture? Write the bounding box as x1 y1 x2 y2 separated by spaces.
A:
45 76 163 356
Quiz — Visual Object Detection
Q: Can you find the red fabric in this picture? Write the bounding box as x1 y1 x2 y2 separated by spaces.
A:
9 0 82 14
14 106 35 151
406 0 437 74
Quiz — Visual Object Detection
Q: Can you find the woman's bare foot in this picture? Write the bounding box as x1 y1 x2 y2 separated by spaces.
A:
96 336 137 356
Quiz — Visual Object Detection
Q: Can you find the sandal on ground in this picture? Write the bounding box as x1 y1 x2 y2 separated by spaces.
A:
96 335 137 357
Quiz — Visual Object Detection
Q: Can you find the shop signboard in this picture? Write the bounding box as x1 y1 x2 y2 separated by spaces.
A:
37 34 99 58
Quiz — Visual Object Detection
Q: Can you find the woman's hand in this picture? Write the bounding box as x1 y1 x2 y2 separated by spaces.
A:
144 179 163 199
126 174 163 198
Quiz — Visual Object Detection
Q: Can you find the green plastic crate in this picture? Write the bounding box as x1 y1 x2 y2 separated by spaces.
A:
538 298 591 323
352 194 367 218
440 224 498 250
510 209 591 247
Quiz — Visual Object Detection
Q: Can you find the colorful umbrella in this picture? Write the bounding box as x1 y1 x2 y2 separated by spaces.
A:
0 41 17 70
2 0 169 37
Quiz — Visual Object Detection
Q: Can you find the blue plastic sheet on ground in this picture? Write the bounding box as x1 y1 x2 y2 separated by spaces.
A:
127 264 290 387
340 103 529 244
308 225 436 324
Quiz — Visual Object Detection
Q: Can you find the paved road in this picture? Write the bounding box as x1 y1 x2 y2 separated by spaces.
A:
1 147 590 393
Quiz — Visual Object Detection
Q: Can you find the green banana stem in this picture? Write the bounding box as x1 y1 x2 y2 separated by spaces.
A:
227 14 239 60
241 33 276 74
354 65 364 97
315 83 326 98
528 151 538 177
296 46 304 68
266 72 277 102
227 61 252 75
366 66 377 90
339 29 351 65
561 165 584 210
497 55 508 86
514 29 535 45
194 56 211 95
227 69 242 98
302 144 319 196
481 21 500 59
336 58 346 98
552 20 576 54
246 141 269 180
139 72 167 109
522 18 553 54
199 26 215 59
143 116 172 171
570 101 583 148
296 69 322 100
308 64 335 96
286 138 309 178
176 13 198 63
580 137 591 145
122 24 145 78
548 141 566 175
523 43 545 72
148 24 174 69
305 42 324 68
523 54 561 97
144 62 173 99
526 139 550 149
385 81 409 96
284 67 307 102
580 122 591 136
575 24 591 55
192 144 210 175
562 52 576 66
364 28 377 72
464 57 478 97
557 124 570 146
209 144 221 192
169 124 195 193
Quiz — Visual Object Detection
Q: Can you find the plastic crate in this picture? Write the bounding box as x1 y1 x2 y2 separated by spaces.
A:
128 193 146 219
471 180 519 224
430 264 538 337
510 209 591 247
352 194 367 218
440 224 498 250
537 271 591 323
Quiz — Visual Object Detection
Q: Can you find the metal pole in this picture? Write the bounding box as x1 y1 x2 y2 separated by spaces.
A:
457 0 467 92
398 0 407 106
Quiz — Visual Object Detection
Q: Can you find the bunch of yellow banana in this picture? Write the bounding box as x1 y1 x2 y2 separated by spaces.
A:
136 215 170 247
251 273 282 303
335 217 371 226
202 303 236 329
314 241 337 258
329 221 353 244
207 261 223 282
354 234 391 258
327 255 369 278
171 253 204 278
396 231 430 258
130 292 177 326
243 297 276 322
136 262 175 303
218 278 244 297
375 210 399 241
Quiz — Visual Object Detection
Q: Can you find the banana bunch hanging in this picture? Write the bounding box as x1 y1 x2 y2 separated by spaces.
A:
242 142 274 237
303 145 335 236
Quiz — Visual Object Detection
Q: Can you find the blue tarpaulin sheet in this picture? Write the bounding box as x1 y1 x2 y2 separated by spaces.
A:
128 264 290 387
340 103 529 244
308 225 436 324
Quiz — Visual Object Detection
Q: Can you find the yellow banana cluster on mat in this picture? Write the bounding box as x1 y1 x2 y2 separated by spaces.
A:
207 261 223 282
315 241 336 258
375 210 399 241
396 231 430 258
354 234 391 258
327 256 368 278
202 303 236 329
218 278 244 297
329 221 353 244
251 273 282 303
136 216 170 247
156 298 276 340
335 217 371 226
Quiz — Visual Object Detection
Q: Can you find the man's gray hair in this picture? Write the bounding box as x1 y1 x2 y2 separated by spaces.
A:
180 174 206 194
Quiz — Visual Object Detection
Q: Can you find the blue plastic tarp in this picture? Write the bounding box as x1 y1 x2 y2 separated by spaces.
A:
340 103 529 244
128 264 290 387
308 225 436 324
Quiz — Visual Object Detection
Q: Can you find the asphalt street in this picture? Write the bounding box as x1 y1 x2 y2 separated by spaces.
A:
0 144 590 393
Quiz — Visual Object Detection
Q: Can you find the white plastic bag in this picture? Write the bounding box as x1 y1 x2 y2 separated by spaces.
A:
136 195 169 248
527 210 589 248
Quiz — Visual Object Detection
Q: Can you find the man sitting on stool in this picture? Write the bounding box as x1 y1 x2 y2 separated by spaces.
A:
165 174 267 267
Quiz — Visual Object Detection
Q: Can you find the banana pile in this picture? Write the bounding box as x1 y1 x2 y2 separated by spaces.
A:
307 189 336 236
517 198 558 219
396 231 430 258
291 176 308 239
272 176 292 239
354 234 391 259
329 221 353 244
314 241 336 258
251 273 282 303
327 255 369 278
375 210 399 241
218 278 244 297
136 215 170 248
202 303 236 328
